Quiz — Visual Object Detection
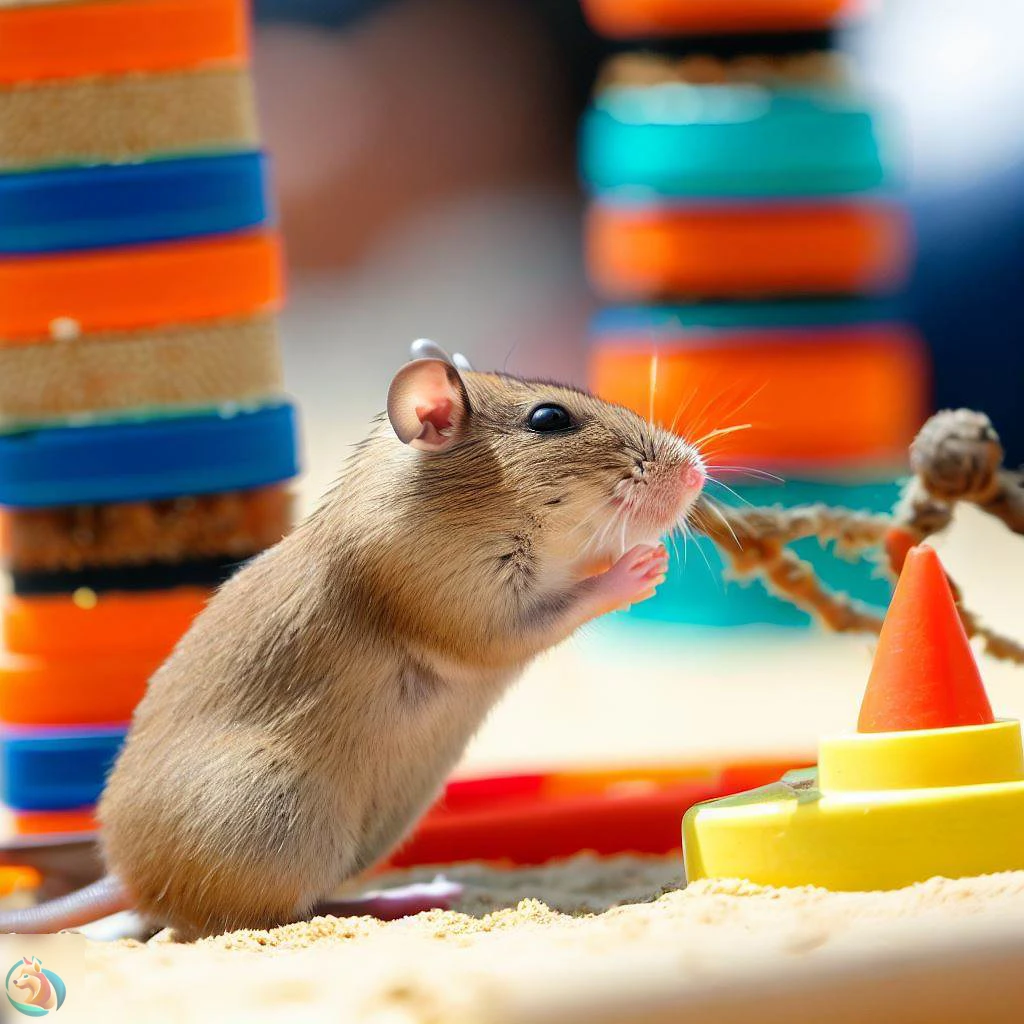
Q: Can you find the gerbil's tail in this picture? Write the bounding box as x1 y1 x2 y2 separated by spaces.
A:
0 876 130 934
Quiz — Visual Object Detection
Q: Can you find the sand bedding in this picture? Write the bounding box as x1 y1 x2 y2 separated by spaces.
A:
77 855 1024 1023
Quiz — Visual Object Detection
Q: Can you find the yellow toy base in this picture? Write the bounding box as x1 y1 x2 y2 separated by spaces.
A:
684 721 1024 891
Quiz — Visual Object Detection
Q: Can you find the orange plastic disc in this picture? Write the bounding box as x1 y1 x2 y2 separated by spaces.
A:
0 231 283 342
586 201 910 301
4 808 96 837
0 865 42 895
2 589 208 659
541 757 802 798
590 326 927 464
0 0 250 85
581 0 859 37
0 652 161 726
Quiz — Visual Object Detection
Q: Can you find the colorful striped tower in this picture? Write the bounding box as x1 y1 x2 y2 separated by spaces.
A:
0 0 299 832
579 0 928 626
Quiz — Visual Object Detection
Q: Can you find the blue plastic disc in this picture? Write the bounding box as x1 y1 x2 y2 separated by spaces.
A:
0 403 300 508
619 477 902 628
0 152 272 254
592 299 903 341
0 725 126 811
580 85 889 198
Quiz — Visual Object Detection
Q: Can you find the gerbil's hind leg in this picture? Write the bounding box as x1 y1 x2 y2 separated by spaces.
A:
106 737 363 940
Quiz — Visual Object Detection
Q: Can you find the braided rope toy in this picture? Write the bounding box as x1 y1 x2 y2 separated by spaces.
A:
693 409 1024 664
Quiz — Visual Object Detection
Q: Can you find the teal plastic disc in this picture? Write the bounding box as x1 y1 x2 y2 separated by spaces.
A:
580 84 890 199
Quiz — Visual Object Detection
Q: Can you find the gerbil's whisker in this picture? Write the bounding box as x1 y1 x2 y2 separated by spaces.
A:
567 501 614 554
675 517 692 576
669 385 700 437
703 478 754 508
682 379 768 451
677 513 718 588
704 465 785 484
564 505 601 541
597 510 627 563
677 386 727 449
648 353 659 431
574 499 624 562
700 498 742 550
580 512 614 559
685 378 757 444
691 521 718 586
667 526 682 570
704 379 769 433
692 423 753 450
502 342 519 374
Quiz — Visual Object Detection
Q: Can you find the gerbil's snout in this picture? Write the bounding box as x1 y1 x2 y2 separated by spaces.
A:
680 462 706 492
616 435 705 539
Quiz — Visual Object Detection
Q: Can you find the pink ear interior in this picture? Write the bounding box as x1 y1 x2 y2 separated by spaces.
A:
387 359 467 451
415 396 454 435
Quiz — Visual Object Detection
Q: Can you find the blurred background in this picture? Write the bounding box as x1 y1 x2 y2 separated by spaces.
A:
3 0 1024 830
240 0 1024 768
253 0 1024 507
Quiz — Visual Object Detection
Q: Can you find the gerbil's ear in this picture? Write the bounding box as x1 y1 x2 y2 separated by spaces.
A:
387 358 469 452
410 338 452 363
409 338 474 372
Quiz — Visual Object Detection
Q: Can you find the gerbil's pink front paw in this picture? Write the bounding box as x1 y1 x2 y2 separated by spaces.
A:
590 544 669 616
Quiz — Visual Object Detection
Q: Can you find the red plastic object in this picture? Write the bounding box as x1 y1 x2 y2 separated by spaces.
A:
386 784 709 867
385 758 803 868
858 545 995 733
581 0 858 38
441 774 547 813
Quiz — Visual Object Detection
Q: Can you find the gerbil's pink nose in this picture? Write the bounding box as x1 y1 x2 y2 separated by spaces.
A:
681 463 706 492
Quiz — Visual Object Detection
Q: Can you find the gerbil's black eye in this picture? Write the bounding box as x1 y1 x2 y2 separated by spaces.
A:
528 404 574 433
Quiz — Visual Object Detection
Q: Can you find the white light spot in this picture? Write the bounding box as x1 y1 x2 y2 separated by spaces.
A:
49 317 81 342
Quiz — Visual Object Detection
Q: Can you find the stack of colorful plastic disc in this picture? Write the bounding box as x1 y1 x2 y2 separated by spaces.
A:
579 4 929 626
0 0 299 826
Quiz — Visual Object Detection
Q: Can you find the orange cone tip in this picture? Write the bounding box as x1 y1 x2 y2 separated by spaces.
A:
858 545 995 733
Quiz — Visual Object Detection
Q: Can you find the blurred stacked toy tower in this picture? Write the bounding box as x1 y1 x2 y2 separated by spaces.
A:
0 0 299 830
579 0 928 626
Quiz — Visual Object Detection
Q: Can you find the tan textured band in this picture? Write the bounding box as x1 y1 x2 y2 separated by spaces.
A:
0 486 294 572
598 51 850 91
0 315 284 427
0 67 258 171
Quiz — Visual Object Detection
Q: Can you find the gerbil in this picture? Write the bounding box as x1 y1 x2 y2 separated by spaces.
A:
0 341 705 939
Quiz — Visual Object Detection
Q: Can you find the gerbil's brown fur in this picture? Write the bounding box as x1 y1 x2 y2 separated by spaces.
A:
97 361 703 938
